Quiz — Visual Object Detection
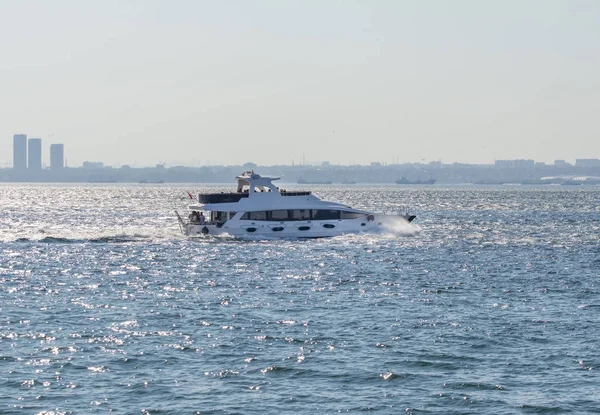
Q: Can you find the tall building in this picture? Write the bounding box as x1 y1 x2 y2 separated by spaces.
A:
13 134 27 170
50 144 65 170
28 138 42 170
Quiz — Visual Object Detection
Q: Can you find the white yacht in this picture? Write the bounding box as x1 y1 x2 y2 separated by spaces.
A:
176 171 416 238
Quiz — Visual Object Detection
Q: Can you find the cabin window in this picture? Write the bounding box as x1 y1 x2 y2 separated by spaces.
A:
253 211 267 220
241 210 347 221
341 211 364 219
269 210 289 221
291 209 310 220
241 211 267 221
215 211 228 222
312 210 341 220
229 212 237 219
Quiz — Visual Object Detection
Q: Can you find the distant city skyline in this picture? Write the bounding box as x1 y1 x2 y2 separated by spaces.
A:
3 132 600 169
6 131 600 170
1 1 599 167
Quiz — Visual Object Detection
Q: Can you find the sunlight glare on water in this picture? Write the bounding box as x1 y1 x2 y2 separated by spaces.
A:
1 183 599 414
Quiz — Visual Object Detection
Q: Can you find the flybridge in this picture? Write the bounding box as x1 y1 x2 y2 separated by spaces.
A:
236 170 280 193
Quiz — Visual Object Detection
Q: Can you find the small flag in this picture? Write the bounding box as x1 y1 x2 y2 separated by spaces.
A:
187 191 194 200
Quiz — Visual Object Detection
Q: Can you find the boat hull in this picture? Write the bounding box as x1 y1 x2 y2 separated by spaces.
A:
181 215 413 238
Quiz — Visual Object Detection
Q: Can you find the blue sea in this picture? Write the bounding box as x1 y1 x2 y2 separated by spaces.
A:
1 183 599 414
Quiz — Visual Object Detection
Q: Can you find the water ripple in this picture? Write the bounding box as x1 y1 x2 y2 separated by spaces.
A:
0 184 599 413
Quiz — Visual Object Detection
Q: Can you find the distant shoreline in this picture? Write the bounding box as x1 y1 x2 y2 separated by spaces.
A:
1 162 599 185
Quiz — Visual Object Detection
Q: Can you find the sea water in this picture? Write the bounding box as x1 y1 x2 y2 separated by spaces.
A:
1 183 599 414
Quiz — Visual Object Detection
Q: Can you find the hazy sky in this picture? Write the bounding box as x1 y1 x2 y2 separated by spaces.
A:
1 0 599 167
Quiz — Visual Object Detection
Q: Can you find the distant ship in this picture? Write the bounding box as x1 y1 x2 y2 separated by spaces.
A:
298 179 332 185
540 176 600 185
341 180 357 184
395 177 436 185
